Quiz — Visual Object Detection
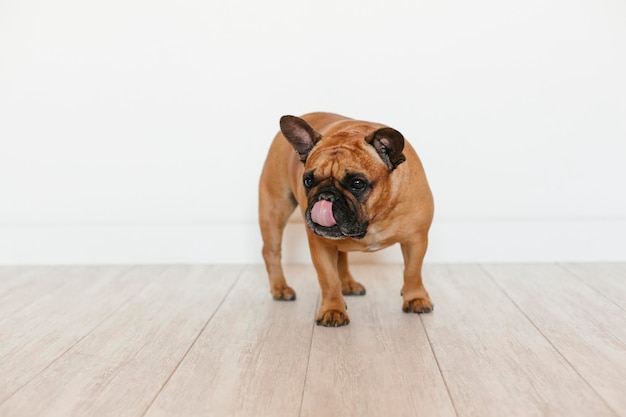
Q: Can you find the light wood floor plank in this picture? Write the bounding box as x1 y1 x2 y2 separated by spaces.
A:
482 263 626 416
144 265 320 417
300 264 456 417
0 265 241 417
561 263 626 310
0 266 153 403
0 267 60 317
0 266 41 298
421 264 616 417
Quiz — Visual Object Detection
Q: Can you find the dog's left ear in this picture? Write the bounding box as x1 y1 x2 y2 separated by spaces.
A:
280 115 322 163
365 127 406 170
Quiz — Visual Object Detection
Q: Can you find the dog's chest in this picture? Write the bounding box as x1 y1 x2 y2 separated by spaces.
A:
366 243 382 251
334 227 396 253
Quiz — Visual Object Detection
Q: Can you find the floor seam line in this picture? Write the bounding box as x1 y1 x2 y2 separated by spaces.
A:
297 291 319 417
420 286 461 417
557 263 626 313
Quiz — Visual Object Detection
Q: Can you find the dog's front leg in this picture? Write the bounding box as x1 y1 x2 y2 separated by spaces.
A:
308 238 349 327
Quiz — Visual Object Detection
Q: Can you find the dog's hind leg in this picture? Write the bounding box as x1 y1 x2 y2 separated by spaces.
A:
400 233 433 313
337 251 366 296
259 179 298 301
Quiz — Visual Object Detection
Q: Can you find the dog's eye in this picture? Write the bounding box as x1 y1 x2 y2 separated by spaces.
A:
350 178 366 190
303 177 313 188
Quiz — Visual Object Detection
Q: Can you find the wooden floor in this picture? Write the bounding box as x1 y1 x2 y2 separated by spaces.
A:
0 264 625 417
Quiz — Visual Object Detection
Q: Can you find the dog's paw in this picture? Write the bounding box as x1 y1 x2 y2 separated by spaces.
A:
341 280 366 296
316 308 350 327
402 297 434 314
271 285 296 301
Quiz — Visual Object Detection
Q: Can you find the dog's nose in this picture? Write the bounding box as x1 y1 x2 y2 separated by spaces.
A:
317 192 335 202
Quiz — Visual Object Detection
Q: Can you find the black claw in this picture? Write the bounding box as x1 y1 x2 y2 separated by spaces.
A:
342 284 367 296
274 295 296 301
403 306 434 314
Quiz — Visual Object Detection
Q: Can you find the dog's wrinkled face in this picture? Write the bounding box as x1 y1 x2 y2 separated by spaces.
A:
302 149 372 239
280 115 406 240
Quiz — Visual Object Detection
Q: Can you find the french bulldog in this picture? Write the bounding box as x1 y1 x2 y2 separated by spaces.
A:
259 112 434 326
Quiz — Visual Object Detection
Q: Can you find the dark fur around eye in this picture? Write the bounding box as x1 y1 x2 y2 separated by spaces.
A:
343 173 371 200
303 171 315 188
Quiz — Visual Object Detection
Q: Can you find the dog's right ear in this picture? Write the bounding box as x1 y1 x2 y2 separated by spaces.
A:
280 115 322 163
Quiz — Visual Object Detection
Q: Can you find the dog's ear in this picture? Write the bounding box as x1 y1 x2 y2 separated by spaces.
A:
280 115 322 163
365 127 406 170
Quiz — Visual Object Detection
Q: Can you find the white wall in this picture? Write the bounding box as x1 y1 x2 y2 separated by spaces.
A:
1 0 625 264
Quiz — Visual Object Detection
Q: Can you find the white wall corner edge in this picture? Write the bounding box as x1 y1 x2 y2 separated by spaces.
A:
0 220 624 265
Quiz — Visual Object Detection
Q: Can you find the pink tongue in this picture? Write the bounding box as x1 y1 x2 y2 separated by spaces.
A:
311 200 336 227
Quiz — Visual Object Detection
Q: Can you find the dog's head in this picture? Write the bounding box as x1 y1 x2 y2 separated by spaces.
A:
280 115 406 240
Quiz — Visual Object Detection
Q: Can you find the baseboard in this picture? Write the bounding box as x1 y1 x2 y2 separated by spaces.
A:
0 220 624 265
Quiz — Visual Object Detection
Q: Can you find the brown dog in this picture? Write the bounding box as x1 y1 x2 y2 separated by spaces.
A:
259 112 434 327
